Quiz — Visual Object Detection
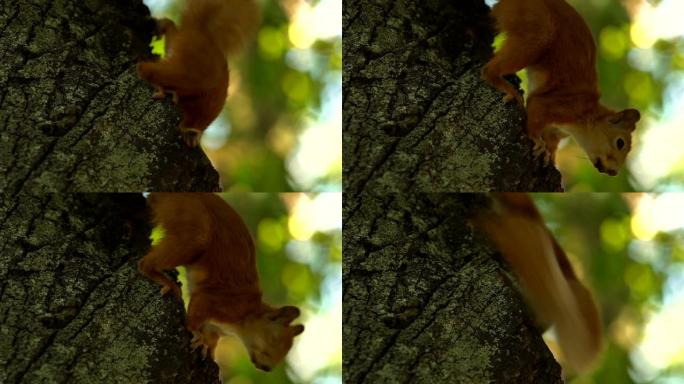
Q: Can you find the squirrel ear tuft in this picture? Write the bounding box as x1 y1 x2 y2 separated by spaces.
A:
609 109 640 130
291 324 305 336
623 108 640 123
268 306 300 324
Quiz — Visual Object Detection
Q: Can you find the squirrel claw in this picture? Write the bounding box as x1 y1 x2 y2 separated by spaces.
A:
502 92 524 107
151 88 179 105
152 88 166 100
160 284 182 302
190 332 210 358
181 128 202 148
532 136 552 166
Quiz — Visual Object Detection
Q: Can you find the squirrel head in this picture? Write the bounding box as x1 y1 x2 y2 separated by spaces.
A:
573 108 640 176
236 305 304 371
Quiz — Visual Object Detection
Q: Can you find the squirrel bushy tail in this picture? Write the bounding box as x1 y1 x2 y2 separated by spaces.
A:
182 0 261 57
474 193 602 373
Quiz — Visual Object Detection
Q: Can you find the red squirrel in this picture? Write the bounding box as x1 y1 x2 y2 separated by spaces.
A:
138 193 304 372
481 0 640 175
473 193 602 373
137 0 261 147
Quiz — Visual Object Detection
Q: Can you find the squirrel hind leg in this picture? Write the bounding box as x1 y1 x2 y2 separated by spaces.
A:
138 229 205 301
152 86 167 100
481 59 524 106
190 329 220 359
138 257 182 301
482 35 545 106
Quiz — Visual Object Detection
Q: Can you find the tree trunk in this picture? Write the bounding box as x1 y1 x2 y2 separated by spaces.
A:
343 192 563 383
0 0 220 193
0 194 220 383
343 0 562 193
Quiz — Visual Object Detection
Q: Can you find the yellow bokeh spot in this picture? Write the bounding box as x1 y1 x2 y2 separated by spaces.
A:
623 71 653 105
673 52 684 70
631 195 657 241
281 263 311 296
630 3 657 49
609 308 640 350
599 25 628 61
288 3 316 49
624 263 655 300
631 194 684 242
258 26 287 60
630 21 656 49
282 71 312 104
600 218 629 252
288 195 314 240
638 299 684 370
329 238 341 262
257 217 286 252
287 193 342 241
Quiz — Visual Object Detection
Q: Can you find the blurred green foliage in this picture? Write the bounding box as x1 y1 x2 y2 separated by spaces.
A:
533 193 684 383
143 0 341 192
149 193 342 383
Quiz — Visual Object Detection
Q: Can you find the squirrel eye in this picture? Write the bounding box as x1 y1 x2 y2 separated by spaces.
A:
616 138 625 150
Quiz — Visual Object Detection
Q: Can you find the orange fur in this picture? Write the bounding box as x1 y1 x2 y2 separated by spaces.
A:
137 0 261 147
138 193 304 372
473 193 602 373
482 0 640 175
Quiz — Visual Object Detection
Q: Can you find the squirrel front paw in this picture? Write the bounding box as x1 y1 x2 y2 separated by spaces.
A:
190 331 210 358
180 127 202 148
152 86 166 100
160 284 183 302
531 136 553 166
151 87 178 104
503 91 524 107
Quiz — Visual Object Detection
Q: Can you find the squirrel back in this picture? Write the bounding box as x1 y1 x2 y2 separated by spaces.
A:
182 0 261 57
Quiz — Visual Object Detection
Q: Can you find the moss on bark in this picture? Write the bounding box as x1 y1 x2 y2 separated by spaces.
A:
0 194 220 383
0 0 219 193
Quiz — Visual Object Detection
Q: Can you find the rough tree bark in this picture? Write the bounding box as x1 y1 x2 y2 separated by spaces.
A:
0 0 220 193
343 193 563 383
343 0 562 193
0 194 220 383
